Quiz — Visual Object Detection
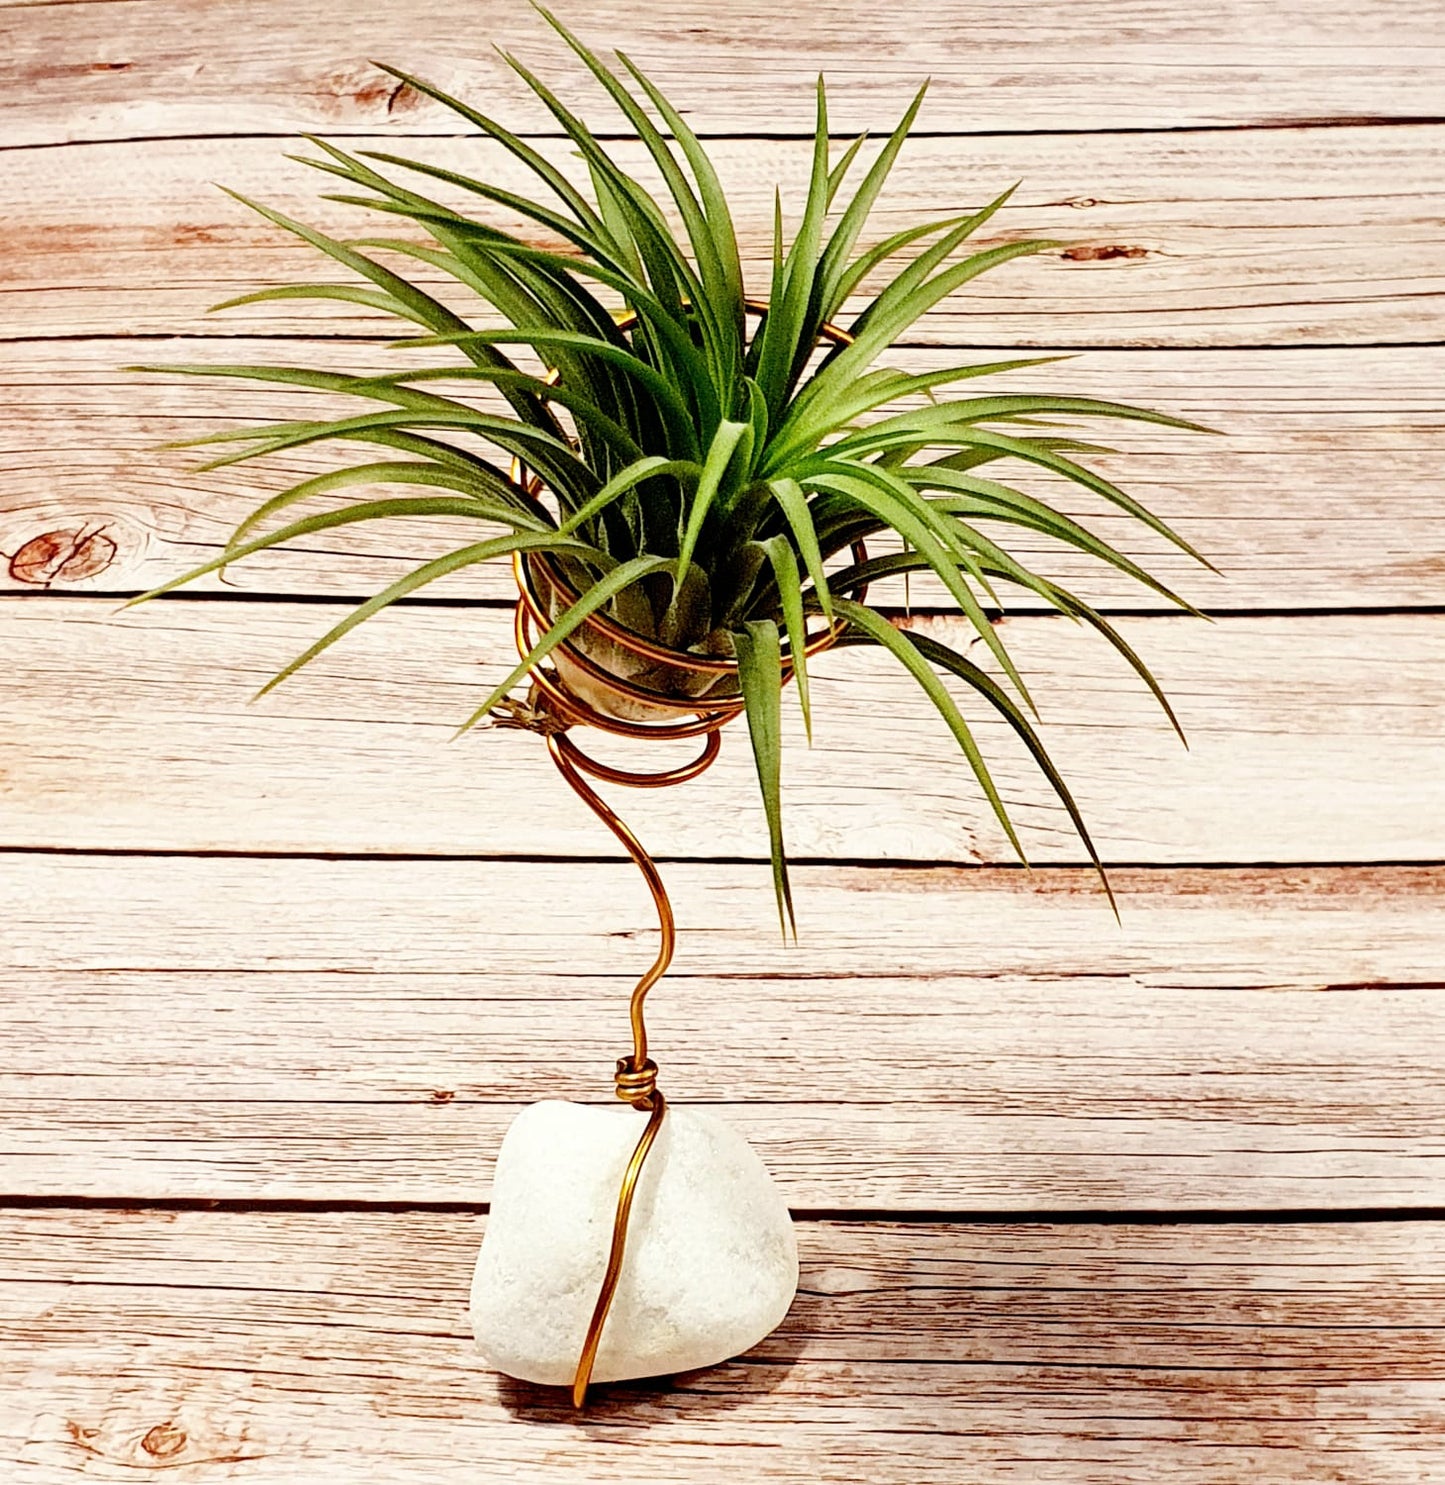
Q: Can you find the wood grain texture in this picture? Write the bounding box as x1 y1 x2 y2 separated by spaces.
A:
3 0 1442 144
6 2 1444 1468
6 341 1443 610
7 128 1443 346
2 857 1442 1206
5 598 1442 864
4 1209 1444 1481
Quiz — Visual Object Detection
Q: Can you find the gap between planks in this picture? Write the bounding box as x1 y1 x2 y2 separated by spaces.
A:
5 118 1445 154
7 1195 1445 1225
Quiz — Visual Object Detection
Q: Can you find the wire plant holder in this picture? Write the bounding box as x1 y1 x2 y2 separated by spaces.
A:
495 302 861 1407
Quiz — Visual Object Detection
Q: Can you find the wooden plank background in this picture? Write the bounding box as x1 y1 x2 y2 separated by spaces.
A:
3 1 1444 1478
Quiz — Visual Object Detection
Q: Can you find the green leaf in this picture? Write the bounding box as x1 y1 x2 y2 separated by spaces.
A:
251 533 607 701
497 43 708 332
941 427 1217 571
775 239 1058 454
673 420 748 602
732 618 795 938
807 462 1034 712
756 535 814 740
124 498 562 606
557 455 702 539
218 188 473 337
766 477 833 624
210 189 572 440
768 355 1068 471
395 329 700 457
911 466 1200 615
448 232 714 414
1014 577 1188 745
346 365 646 465
132 46 1213 923
358 148 625 268
534 9 729 320
615 47 746 335
208 283 411 318
825 132 869 205
751 76 833 418
172 405 598 511
847 185 1023 341
824 393 1214 461
219 461 551 557
901 626 1117 916
367 61 609 235
827 212 976 312
816 82 928 318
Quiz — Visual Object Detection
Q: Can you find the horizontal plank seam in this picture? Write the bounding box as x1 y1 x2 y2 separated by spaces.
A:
7 1093 1445 1110
2 116 1443 156
10 590 1445 622
3 846 1442 870
4 972 1439 989
11 332 1443 348
3 1194 1444 1224
4 333 1444 352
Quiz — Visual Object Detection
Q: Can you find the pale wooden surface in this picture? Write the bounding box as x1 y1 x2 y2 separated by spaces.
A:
5 859 1444 1207
3 0 1444 1478
9 129 1443 346
2 0 1438 141
7 601 1443 862
6 1211 1445 1482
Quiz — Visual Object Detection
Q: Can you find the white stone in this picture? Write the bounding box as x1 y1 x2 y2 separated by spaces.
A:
471 1099 798 1387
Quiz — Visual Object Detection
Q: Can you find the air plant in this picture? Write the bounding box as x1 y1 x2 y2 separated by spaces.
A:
131 7 1212 930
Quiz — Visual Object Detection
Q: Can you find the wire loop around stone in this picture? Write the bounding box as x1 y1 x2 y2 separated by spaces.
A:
614 1055 660 1108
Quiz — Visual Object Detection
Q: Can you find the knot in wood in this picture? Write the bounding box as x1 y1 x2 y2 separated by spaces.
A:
140 1422 187 1459
9 525 117 587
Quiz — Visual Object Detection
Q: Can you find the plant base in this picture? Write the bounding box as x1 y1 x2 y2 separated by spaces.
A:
471 1099 798 1388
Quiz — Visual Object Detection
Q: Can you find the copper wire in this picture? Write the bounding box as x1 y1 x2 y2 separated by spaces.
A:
567 1089 666 1407
517 612 738 1410
544 729 686 1406
494 301 860 1407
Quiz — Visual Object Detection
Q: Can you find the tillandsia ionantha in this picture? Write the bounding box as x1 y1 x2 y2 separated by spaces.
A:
131 7 1214 930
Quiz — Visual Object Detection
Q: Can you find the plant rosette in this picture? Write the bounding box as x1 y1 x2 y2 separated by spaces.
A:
128 7 1214 1407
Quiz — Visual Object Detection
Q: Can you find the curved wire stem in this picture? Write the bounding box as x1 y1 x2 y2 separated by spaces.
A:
545 729 719 1408
546 731 688 1080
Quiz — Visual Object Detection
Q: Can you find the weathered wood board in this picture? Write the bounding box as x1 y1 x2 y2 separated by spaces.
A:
4 1210 1444 1481
5 0 1444 1473
4 0 1441 143
7 128 1443 346
6 599 1442 863
2 857 1441 1206
6 342 1443 610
